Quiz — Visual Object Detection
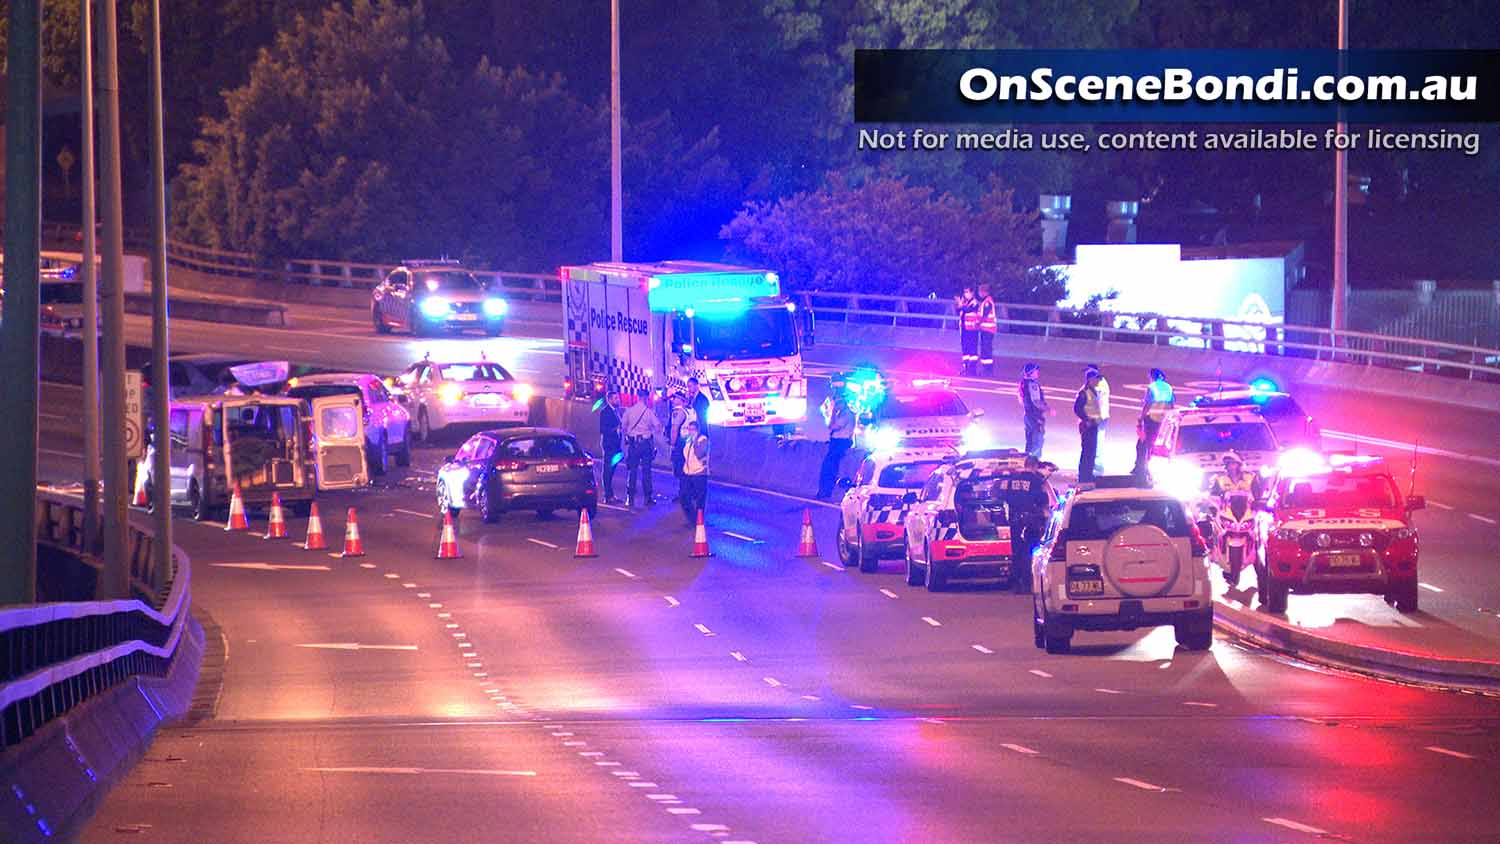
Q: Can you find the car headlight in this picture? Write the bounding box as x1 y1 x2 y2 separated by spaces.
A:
437 383 464 404
512 383 534 403
766 375 781 390
866 425 902 453
728 377 743 391
1358 532 1374 547
961 422 993 451
1314 532 1332 548
483 298 508 317
420 297 452 318
1392 527 1416 541
1158 463 1205 501
1272 528 1301 542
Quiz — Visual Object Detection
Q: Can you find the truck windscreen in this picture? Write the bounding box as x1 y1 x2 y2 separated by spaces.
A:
693 307 797 361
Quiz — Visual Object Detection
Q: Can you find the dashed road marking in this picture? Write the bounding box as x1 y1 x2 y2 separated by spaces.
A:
1263 817 1329 835
1183 701 1218 708
722 530 761 543
801 695 821 701
526 538 560 549
666 807 702 815
418 592 432 598
971 644 994 654
1000 743 1038 755
820 561 843 571
595 760 621 767
731 651 748 662
1114 777 1169 792
648 794 678 801
695 623 716 636
1469 513 1498 525
1095 688 1123 695
627 781 658 787
692 824 731 832
383 573 400 579
921 616 942 627
763 677 783 687
392 508 432 518
879 588 899 599
358 562 377 569
1419 582 1445 593
1029 669 1053 678
615 568 638 579
600 503 630 512
664 596 680 607
1430 500 1454 511
1425 746 1477 759
850 704 874 711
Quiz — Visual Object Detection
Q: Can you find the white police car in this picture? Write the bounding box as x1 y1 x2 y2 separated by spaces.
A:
1031 478 1212 654
1146 407 1281 503
858 378 990 453
837 445 956 573
902 449 1029 592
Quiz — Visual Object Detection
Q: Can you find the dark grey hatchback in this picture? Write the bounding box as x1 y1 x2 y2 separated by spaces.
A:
436 427 597 521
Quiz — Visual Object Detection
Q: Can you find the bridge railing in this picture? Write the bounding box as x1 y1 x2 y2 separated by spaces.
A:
0 491 191 750
802 291 1500 381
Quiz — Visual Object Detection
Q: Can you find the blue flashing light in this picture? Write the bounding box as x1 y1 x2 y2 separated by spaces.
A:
1250 377 1278 393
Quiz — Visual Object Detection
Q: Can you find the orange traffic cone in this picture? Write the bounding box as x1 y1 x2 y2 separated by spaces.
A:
574 508 598 557
303 502 327 550
131 461 149 507
436 510 462 559
225 484 249 531
340 507 365 557
264 493 288 540
795 509 818 558
690 509 711 558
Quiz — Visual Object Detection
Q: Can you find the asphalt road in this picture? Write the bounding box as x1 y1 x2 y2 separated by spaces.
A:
71 449 1500 843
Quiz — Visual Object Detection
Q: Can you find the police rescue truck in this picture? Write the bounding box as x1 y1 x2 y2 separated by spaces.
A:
561 261 807 427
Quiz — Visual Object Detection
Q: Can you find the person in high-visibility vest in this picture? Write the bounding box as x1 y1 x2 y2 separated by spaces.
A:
1073 366 1105 483
954 286 979 375
976 283 998 376
1132 368 1175 483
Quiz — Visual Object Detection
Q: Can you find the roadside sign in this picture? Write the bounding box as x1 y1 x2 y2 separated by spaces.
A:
124 370 143 459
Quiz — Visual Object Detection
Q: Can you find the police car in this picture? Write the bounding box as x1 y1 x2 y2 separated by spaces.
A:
1032 478 1213 654
1146 407 1281 504
858 378 989 453
837 445 956 573
902 449 1029 592
1191 379 1321 449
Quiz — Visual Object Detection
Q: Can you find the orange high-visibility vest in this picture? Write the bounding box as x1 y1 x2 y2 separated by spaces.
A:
959 299 980 331
977 296 998 333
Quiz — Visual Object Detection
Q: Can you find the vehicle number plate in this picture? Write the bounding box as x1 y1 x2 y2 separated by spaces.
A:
535 464 560 474
1070 579 1105 596
1328 553 1363 568
456 312 478 321
470 393 501 406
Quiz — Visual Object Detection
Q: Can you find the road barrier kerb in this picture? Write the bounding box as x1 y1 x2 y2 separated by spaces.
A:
1212 596 1500 693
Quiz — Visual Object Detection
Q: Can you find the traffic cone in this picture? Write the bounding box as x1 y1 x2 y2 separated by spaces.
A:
225 485 249 531
574 508 597 557
263 493 288 540
436 510 462 559
303 502 327 550
131 461 149 507
340 507 365 557
690 509 711 558
795 509 818 558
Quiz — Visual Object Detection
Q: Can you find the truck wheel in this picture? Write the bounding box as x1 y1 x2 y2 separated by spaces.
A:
1393 580 1420 613
857 531 879 573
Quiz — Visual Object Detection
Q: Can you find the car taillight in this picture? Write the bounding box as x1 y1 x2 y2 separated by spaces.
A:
1189 523 1208 557
493 459 526 471
568 457 592 469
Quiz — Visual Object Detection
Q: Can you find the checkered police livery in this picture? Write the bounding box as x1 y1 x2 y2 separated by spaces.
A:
901 449 1029 592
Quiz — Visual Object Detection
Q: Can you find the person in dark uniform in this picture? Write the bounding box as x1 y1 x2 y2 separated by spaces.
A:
1074 366 1104 483
954 286 978 375
599 388 623 504
996 456 1058 593
686 376 711 430
1017 362 1050 460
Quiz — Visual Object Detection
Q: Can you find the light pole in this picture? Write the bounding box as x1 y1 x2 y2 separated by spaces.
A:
1331 0 1349 346
82 0 102 553
610 0 623 262
147 0 173 586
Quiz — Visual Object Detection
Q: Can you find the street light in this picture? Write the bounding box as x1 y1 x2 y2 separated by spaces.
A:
1331 0 1349 346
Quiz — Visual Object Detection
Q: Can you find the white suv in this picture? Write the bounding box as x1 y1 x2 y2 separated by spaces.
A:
1032 479 1213 654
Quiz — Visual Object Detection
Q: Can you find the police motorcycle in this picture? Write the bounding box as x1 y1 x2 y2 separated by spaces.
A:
1199 451 1262 586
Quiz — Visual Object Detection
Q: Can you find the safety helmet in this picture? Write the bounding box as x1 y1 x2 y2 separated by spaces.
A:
1022 362 1039 377
1222 450 1244 466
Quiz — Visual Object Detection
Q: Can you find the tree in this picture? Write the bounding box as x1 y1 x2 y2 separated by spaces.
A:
720 172 1064 303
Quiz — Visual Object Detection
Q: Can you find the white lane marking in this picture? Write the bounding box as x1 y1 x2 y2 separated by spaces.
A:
850 704 874 710
1029 669 1053 678
1419 582 1445 593
695 623 716 636
1322 430 1500 469
1263 817 1329 835
879 588 899 599
1468 513 1498 525
358 563 377 569
820 561 843 571
971 644 994 654
763 677 783 687
595 760 621 767
666 807 702 815
383 573 400 579
627 781 658 788
1095 688 1124 695
610 771 639 777
1430 500 1455 511
302 766 535 777
392 508 433 518
579 751 604 757
801 695 821 701
436 612 451 618
1001 743 1039 755
691 825 731 833
428 602 444 608
615 568 637 579
921 616 942 627
419 592 432 598
663 596 680 607
1183 701 1218 708
209 562 330 572
648 794 679 801
526 538 560 549
1115 777 1169 792
401 582 417 588
722 530 761 543
550 731 573 737
1425 746 1477 759
600 503 630 512
730 651 748 662
295 642 417 651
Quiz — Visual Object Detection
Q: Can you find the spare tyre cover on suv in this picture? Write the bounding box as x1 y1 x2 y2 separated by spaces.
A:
1102 523 1181 598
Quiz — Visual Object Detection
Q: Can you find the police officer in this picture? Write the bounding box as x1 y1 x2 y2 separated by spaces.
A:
679 419 711 525
668 391 695 500
1088 363 1110 478
599 388 623 504
996 455 1058 594
1133 368 1175 483
1073 366 1105 483
976 283 998 376
1211 450 1263 499
1017 362 1051 460
620 387 664 506
954 286 978 376
816 391 857 500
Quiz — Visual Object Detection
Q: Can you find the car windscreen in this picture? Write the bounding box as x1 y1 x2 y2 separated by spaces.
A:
878 461 943 489
497 436 580 460
692 307 797 360
1176 422 1275 453
1280 474 1398 510
287 384 360 401
440 363 514 382
418 270 485 292
878 391 968 419
1066 499 1191 540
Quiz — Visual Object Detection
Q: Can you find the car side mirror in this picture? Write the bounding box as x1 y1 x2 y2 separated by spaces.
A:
836 477 854 490
970 408 986 419
902 491 919 504
1406 495 1425 511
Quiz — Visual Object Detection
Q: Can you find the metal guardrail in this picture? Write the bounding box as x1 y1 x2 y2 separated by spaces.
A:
0 491 191 750
803 292 1500 382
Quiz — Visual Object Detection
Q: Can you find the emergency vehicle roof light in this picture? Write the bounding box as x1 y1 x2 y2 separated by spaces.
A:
645 271 780 312
1250 377 1278 393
